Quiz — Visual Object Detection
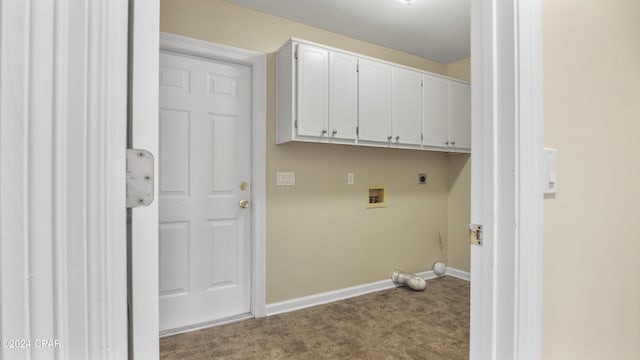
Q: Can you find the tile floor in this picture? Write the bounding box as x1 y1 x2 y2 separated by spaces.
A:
160 276 469 359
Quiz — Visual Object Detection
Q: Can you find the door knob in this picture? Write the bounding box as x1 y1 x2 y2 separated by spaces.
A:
239 199 249 208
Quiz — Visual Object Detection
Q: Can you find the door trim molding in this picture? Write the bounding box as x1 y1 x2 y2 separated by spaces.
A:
470 0 543 358
159 32 268 318
1 1 129 358
130 1 160 358
514 0 544 357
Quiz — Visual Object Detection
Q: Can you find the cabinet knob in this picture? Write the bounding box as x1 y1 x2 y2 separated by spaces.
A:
451 141 456 145
445 141 450 145
321 129 327 135
332 130 338 135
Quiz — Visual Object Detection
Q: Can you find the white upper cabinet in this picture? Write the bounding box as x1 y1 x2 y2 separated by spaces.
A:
296 44 329 137
329 51 358 140
392 67 423 145
276 41 358 143
423 76 471 151
358 58 392 143
276 39 470 153
449 81 471 150
422 74 450 148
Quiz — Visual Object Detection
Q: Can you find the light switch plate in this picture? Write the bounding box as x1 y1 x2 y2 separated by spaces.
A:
543 148 558 195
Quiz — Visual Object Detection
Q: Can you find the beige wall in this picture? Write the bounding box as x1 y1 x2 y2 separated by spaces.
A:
445 154 470 272
445 59 471 272
160 0 446 74
161 0 471 303
542 0 640 358
446 58 471 84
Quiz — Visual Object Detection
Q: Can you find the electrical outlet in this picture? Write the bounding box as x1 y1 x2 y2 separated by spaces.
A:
418 173 427 184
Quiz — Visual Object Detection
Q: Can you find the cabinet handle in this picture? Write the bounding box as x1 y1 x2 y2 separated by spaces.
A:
332 130 338 136
321 129 327 135
451 141 456 146
445 141 450 145
388 136 392 141
395 136 400 142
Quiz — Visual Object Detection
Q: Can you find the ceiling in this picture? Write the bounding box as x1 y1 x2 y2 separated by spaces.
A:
223 0 470 64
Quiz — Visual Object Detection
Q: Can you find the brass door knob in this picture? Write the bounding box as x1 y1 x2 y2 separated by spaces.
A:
239 199 249 208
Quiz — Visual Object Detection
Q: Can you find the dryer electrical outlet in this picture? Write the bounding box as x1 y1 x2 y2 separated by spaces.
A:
418 173 427 184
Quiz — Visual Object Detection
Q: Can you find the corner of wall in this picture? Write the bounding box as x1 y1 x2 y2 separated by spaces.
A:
446 57 471 82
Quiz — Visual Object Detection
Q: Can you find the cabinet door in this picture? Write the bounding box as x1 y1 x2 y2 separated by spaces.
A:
422 75 450 148
358 58 392 143
450 81 471 149
329 52 358 140
391 67 422 145
296 44 329 137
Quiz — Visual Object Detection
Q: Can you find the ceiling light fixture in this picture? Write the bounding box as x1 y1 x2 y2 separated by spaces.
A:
396 0 416 4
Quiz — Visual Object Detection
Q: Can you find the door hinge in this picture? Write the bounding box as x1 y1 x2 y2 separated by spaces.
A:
294 120 298 129
469 224 483 246
294 50 298 60
126 149 154 208
356 126 359 135
421 79 424 87
421 133 424 141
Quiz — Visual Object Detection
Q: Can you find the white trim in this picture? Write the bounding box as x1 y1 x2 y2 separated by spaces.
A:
158 32 268 318
515 0 544 357
265 269 468 316
99 2 130 358
445 267 471 281
470 0 544 359
159 313 254 338
1 1 129 358
130 1 160 358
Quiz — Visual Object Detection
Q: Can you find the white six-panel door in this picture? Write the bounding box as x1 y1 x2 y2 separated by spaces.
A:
158 51 252 331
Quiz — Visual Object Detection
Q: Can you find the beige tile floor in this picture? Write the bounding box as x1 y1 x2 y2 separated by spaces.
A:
160 276 470 359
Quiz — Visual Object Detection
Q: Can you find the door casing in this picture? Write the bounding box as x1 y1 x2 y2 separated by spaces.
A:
129 3 543 359
158 32 268 320
470 0 544 358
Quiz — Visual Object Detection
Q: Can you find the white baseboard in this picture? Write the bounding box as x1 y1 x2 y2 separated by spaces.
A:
445 267 471 281
265 268 469 316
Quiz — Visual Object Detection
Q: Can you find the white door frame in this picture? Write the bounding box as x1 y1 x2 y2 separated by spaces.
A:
129 1 160 358
1 1 129 359
128 1 544 359
470 0 544 359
